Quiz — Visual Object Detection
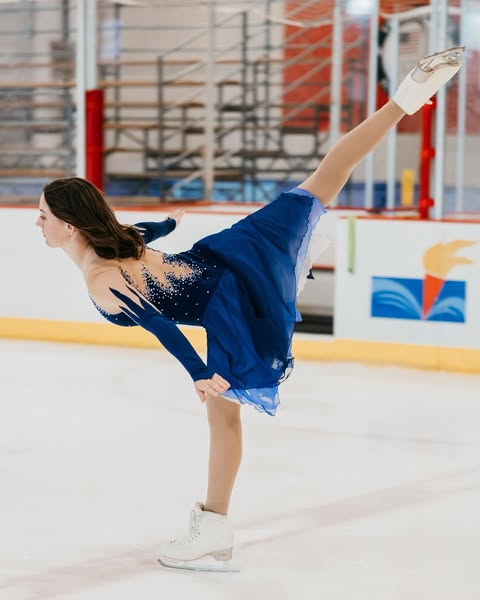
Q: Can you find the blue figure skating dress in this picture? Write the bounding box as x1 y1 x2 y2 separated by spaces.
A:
94 187 327 415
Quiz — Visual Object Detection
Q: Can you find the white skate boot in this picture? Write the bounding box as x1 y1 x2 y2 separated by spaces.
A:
392 46 465 115
158 502 239 572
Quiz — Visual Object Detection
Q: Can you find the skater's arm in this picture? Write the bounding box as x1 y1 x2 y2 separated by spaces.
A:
299 101 405 207
88 272 214 381
134 210 185 243
134 218 176 243
109 286 215 381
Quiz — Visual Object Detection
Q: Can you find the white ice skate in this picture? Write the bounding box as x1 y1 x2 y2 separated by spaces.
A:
158 502 239 572
392 46 465 115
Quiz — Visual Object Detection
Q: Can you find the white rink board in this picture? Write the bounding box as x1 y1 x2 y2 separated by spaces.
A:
335 218 480 348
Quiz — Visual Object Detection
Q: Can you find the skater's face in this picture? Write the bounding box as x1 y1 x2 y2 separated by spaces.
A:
36 194 73 248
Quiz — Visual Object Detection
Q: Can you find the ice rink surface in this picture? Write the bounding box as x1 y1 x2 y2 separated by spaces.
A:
1 339 480 600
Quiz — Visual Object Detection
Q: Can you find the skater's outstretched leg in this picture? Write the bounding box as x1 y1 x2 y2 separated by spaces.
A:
300 101 404 206
300 46 464 207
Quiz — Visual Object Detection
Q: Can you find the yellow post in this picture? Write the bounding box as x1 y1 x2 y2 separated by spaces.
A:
401 169 415 206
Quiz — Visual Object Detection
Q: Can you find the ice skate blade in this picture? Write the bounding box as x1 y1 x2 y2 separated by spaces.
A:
158 554 240 572
412 46 465 82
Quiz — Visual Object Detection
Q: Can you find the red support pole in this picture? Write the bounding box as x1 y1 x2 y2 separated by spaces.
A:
417 100 436 219
85 88 104 190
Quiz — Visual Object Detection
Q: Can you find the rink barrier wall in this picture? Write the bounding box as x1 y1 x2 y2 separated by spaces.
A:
1 206 479 374
1 316 479 374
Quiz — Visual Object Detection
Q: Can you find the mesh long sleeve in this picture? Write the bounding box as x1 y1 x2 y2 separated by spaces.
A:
110 286 214 381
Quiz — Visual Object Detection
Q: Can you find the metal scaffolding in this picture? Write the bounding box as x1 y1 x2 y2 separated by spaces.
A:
0 0 478 216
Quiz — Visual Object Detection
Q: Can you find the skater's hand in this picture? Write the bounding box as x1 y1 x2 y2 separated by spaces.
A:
166 209 185 226
194 374 231 403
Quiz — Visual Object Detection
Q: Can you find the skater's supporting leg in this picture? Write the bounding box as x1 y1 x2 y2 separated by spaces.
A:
204 394 242 515
299 101 404 207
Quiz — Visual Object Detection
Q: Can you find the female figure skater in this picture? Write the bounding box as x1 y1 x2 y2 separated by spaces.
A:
36 47 463 571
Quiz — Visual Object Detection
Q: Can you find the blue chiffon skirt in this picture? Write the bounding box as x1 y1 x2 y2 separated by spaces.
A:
196 187 327 415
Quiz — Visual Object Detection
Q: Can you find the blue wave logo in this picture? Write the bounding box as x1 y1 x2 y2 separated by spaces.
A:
371 277 466 322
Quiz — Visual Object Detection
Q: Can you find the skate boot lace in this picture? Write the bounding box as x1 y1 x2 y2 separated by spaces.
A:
185 508 203 543
169 507 203 546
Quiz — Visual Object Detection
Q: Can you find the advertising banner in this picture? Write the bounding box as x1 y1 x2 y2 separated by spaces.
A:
335 218 480 349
